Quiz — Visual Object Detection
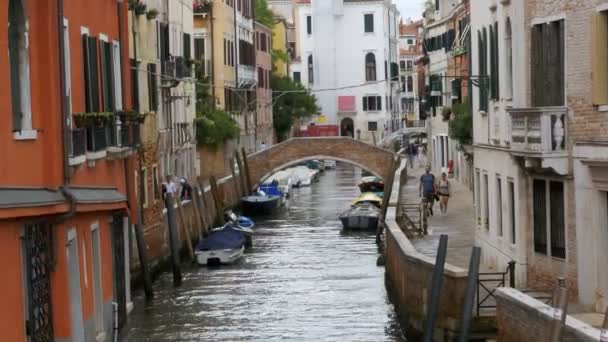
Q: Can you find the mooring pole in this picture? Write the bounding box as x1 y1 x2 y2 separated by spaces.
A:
196 176 210 233
164 195 182 286
458 246 481 342
550 277 569 342
241 147 253 195
229 156 241 200
508 260 516 288
209 176 225 226
174 193 195 262
190 186 204 239
133 220 154 300
422 234 449 342
234 150 247 197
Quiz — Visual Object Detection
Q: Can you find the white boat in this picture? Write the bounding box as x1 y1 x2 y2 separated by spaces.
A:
323 160 337 169
339 203 381 230
265 169 294 198
290 166 318 187
195 245 245 265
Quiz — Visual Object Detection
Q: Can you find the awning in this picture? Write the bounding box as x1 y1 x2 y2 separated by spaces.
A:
70 187 127 204
0 188 65 209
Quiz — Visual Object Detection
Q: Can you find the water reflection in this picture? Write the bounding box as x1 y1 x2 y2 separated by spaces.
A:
122 163 405 341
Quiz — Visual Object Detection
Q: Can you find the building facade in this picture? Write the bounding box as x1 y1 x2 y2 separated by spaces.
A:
399 19 423 124
0 0 136 340
291 0 400 144
255 22 274 146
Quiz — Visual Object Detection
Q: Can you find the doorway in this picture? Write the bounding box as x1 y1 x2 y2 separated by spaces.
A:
67 229 85 342
340 117 354 138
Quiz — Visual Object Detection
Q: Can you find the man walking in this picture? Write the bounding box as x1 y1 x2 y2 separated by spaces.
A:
406 143 416 168
419 165 436 216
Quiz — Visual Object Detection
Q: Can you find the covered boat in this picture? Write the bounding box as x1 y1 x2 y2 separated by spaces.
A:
339 203 381 230
358 176 384 193
195 226 246 265
225 211 256 246
351 192 383 208
323 160 337 169
242 191 283 215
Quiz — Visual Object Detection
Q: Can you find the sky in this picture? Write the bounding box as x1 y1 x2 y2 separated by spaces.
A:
396 0 424 21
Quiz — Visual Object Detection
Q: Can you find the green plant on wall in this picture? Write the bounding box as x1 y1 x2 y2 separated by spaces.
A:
448 98 472 146
195 110 240 147
271 75 319 141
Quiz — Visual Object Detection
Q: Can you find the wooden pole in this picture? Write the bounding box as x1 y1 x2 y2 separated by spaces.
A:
229 156 241 200
422 234 448 342
458 247 481 342
190 186 204 239
196 177 210 233
550 278 569 342
164 195 182 285
241 147 253 194
174 193 195 262
209 176 225 226
234 149 247 197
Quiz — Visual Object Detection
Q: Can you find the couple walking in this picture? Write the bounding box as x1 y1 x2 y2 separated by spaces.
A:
418 166 451 216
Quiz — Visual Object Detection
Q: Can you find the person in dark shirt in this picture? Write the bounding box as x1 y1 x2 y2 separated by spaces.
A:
180 178 193 201
419 166 436 216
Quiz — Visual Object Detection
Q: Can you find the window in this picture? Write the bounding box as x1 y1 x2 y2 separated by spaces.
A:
364 13 374 33
153 166 160 201
260 33 267 52
362 96 382 111
400 61 406 70
484 173 489 230
477 28 488 111
508 180 516 244
293 71 301 83
406 60 413 70
63 21 72 114
130 59 139 112
435 0 439 10
505 18 513 99
307 15 312 35
308 55 314 84
531 20 564 106
489 22 499 100
533 179 566 259
223 39 227 65
407 38 414 45
368 121 378 131
8 0 32 132
592 12 608 104
183 33 191 60
100 38 115 111
407 76 413 92
365 53 377 81
194 37 206 60
496 176 503 237
475 169 481 224
147 63 158 111
83 33 100 112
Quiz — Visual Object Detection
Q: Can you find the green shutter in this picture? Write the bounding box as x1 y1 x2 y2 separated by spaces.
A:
88 36 100 112
9 24 22 131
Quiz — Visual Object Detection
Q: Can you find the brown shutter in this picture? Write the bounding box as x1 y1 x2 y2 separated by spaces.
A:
533 179 548 254
531 25 543 107
549 181 565 259
592 13 608 105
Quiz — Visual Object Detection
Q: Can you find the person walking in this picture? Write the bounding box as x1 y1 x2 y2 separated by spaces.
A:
437 172 451 215
180 178 193 201
407 143 416 168
164 175 177 199
418 144 427 168
419 165 436 216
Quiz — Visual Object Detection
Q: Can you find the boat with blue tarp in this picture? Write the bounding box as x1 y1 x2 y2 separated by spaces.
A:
195 225 246 265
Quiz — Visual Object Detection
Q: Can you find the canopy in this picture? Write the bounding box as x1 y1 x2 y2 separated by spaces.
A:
351 192 382 206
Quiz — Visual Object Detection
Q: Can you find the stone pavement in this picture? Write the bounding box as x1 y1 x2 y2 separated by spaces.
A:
399 165 477 270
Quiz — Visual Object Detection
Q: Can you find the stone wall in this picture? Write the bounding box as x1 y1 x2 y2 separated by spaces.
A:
496 288 602 342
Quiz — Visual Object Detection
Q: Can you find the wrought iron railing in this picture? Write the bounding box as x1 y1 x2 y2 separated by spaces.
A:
92 126 107 152
477 261 516 316
71 128 86 157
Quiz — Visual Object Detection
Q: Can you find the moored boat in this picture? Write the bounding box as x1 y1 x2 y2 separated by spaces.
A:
195 226 246 266
339 203 381 230
242 193 283 215
358 176 384 193
352 192 383 208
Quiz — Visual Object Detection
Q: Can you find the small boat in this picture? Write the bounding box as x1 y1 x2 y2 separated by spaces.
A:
323 160 337 169
225 211 256 246
258 182 286 205
339 203 381 230
242 191 283 215
264 170 294 198
352 192 383 208
291 166 318 187
358 176 384 193
195 226 246 265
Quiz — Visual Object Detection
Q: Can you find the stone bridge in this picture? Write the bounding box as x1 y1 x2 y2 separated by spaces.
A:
246 137 399 190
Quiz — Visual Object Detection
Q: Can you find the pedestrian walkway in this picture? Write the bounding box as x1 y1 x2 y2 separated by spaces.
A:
398 165 476 270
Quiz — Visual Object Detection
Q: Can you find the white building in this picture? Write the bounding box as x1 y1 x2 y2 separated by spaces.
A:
398 19 423 124
290 0 399 144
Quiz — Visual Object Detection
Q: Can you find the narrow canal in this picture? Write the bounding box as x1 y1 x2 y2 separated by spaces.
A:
122 163 405 341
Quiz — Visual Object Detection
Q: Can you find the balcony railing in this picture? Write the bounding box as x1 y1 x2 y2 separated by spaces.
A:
120 123 141 147
71 128 86 157
508 107 567 155
238 64 256 87
93 126 107 152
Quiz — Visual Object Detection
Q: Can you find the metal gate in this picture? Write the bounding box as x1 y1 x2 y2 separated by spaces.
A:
112 215 127 329
24 223 54 342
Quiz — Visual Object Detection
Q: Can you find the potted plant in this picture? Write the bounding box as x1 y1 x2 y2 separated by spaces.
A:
193 0 209 14
441 107 452 122
134 1 147 16
146 8 159 20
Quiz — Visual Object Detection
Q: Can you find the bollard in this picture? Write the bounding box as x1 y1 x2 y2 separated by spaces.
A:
422 234 449 342
550 278 569 342
459 247 481 342
601 306 608 342
164 195 182 285
508 260 516 288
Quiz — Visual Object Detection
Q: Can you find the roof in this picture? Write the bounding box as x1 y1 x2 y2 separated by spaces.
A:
400 19 423 36
0 188 65 208
70 187 127 204
400 46 421 56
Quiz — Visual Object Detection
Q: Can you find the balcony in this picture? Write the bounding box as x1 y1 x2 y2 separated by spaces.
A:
508 106 569 175
238 65 256 87
107 119 135 160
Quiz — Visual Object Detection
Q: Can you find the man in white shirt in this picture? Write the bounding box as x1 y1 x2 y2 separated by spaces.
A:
164 175 177 196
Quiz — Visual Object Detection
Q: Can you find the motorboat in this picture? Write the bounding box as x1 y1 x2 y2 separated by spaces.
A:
264 170 294 198
224 211 256 246
323 160 337 169
339 203 381 230
358 176 384 193
352 192 383 208
195 225 246 266
258 182 286 205
242 190 283 215
291 166 318 187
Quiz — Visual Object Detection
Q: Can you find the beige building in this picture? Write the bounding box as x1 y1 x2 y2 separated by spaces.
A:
256 22 274 146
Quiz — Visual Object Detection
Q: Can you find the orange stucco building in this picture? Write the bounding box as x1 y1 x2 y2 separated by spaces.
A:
0 0 137 341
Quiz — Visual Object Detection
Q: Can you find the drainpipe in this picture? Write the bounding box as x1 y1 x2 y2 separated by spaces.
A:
57 0 70 185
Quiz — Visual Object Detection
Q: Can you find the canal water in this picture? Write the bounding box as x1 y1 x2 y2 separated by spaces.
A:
122 163 405 341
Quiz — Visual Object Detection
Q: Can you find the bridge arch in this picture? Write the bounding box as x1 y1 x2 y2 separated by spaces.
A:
246 137 399 190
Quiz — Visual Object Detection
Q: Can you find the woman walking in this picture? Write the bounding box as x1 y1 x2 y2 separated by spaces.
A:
437 172 451 215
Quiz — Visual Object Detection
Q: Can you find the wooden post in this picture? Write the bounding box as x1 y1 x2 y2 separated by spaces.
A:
190 186 204 239
196 177 211 233
229 156 241 200
458 247 481 342
241 147 253 195
164 195 182 285
234 149 248 196
422 234 448 342
209 176 225 226
550 278 569 342
174 193 195 261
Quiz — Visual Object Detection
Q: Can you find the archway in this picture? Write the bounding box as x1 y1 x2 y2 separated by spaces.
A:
340 117 354 138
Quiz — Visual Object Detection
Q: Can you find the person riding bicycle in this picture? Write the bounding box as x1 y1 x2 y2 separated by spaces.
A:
419 165 436 216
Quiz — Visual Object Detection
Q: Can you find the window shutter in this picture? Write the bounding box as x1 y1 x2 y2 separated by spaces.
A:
364 14 374 33
531 25 543 106
83 34 92 112
533 179 548 254
183 33 191 60
555 20 565 106
494 21 500 100
549 181 565 259
88 36 100 112
307 16 312 35
592 13 608 105
8 23 22 131
377 96 382 110
363 97 368 111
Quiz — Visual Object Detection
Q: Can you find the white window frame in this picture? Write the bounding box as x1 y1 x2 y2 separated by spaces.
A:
112 40 123 110
496 174 503 238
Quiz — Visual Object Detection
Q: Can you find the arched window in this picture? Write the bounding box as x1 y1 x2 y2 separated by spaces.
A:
365 52 376 81
407 76 413 93
308 54 314 84
8 0 32 132
505 17 513 99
